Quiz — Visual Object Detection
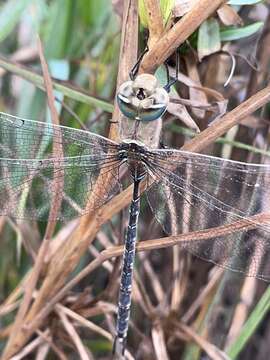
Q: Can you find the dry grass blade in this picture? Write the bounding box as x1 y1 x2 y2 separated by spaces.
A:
133 271 155 314
35 342 49 360
0 325 13 340
56 306 91 360
247 13 270 97
182 268 224 323
36 330 68 360
152 322 170 360
139 212 270 252
37 35 64 234
217 4 243 26
56 304 113 341
9 330 49 360
139 255 165 303
22 211 270 340
224 277 257 349
3 36 65 358
0 300 20 317
170 96 226 112
176 322 230 360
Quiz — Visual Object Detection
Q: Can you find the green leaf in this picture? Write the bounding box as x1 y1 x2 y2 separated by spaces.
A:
228 0 263 4
198 18 221 60
0 0 33 42
138 0 148 28
220 21 263 41
45 0 74 58
226 286 270 359
160 0 174 24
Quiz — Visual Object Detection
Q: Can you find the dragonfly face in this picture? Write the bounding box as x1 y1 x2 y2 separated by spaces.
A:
117 73 169 122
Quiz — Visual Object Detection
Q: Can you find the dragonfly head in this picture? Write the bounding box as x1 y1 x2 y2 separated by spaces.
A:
117 74 169 122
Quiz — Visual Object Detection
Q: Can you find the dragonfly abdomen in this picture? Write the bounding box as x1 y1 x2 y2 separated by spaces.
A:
114 175 141 355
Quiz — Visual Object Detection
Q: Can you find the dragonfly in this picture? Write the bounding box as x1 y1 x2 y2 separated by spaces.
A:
1 66 270 356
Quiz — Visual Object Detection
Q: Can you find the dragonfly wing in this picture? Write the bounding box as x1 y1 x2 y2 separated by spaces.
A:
145 148 270 280
0 112 118 158
0 112 121 220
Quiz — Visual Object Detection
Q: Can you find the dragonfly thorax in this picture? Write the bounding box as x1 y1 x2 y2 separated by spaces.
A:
118 140 149 178
119 140 148 161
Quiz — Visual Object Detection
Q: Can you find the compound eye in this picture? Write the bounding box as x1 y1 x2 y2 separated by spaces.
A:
117 92 138 120
137 104 167 121
117 81 138 119
117 93 168 121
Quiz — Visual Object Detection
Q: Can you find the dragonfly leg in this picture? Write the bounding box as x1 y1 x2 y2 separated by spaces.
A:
163 48 180 92
129 46 149 80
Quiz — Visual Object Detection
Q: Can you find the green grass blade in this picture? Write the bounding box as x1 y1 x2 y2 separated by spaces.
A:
220 21 263 41
228 0 263 4
226 285 270 359
0 56 113 113
0 0 33 42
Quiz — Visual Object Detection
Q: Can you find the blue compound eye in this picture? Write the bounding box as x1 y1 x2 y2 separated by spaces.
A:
117 93 138 120
117 93 168 121
117 75 169 121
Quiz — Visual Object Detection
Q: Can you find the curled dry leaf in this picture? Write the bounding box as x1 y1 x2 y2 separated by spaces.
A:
168 99 200 133
171 96 228 126
217 4 243 26
170 95 228 121
184 55 209 118
168 64 228 126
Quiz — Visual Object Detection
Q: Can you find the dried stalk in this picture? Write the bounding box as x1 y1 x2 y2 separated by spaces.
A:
143 0 164 46
140 0 226 73
176 322 229 360
56 307 91 360
23 211 270 339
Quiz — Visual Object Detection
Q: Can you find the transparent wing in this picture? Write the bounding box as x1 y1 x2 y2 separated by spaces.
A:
145 148 270 280
0 112 121 220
